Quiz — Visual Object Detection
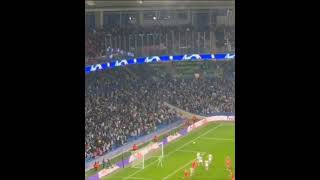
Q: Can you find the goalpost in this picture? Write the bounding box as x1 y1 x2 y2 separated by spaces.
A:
131 152 145 169
130 141 164 169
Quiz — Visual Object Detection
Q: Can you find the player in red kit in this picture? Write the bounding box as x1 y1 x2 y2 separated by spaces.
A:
93 161 100 171
132 144 138 151
230 170 235 180
225 156 231 169
184 169 190 179
192 160 197 169
190 160 197 176
225 156 232 175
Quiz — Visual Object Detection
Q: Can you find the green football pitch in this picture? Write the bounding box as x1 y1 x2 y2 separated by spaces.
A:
99 122 235 180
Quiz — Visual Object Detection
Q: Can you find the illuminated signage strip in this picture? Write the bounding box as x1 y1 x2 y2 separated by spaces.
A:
85 53 235 74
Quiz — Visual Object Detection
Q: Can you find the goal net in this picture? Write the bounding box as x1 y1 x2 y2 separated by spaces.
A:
130 142 164 169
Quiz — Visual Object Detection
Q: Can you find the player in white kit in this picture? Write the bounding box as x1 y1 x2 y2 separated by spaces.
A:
190 167 194 176
205 160 209 171
208 154 213 165
198 156 203 166
196 152 200 163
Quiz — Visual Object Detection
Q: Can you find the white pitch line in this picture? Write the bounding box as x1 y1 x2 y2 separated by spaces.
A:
123 124 223 180
128 177 152 180
177 150 207 154
162 158 196 180
199 137 234 141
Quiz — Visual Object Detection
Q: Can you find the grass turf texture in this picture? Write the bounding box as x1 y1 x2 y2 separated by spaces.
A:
97 122 234 180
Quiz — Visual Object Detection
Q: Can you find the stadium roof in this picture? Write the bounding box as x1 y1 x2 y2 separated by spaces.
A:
85 1 234 11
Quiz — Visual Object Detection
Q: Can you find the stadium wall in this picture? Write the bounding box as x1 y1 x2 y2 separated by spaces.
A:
87 115 235 179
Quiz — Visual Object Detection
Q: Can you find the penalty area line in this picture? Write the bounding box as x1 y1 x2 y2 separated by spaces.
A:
177 150 207 154
117 176 152 180
123 124 223 180
199 137 234 141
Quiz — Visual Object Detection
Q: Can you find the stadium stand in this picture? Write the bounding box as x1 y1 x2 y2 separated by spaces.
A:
85 2 235 166
85 61 234 162
85 24 235 65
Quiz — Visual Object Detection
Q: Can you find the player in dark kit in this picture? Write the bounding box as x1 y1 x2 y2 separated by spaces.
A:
107 159 113 168
102 158 106 168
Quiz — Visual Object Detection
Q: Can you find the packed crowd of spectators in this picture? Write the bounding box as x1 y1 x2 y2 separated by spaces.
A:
85 67 179 161
85 24 235 65
85 24 194 62
85 61 235 161
165 78 234 115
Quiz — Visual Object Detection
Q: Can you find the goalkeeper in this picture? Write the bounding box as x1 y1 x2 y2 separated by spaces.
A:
157 155 164 167
107 158 113 168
